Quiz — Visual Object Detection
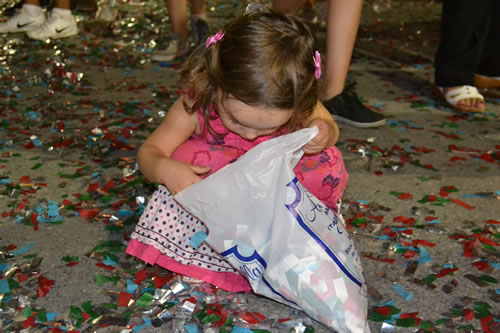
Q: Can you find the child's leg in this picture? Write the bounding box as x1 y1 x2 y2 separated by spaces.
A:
294 146 348 210
171 139 244 177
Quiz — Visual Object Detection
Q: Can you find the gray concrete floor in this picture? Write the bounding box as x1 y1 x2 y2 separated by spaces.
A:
0 1 499 332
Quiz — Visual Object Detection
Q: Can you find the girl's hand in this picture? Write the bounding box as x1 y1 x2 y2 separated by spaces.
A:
162 159 211 195
303 118 331 154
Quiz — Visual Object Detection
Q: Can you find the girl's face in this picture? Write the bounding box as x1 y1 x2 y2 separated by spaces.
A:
218 94 293 141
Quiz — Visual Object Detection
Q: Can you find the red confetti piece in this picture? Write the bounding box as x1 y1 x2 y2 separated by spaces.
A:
134 269 149 284
462 309 474 321
78 208 100 219
462 240 475 258
450 199 475 210
363 255 395 264
480 315 496 333
31 213 38 231
21 315 37 328
87 182 99 192
375 171 383 176
484 219 500 224
118 292 132 307
37 275 55 297
472 261 490 271
241 312 264 324
375 306 392 316
96 262 116 271
398 193 413 200
17 273 29 283
278 318 291 323
67 261 79 267
411 239 436 248
19 175 31 183
435 267 459 278
449 156 467 162
402 249 418 258
399 312 419 319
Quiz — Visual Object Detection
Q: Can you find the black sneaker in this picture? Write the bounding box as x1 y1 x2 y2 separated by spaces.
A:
191 17 209 45
322 87 386 128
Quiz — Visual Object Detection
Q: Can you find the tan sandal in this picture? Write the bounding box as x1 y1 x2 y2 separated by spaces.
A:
474 74 500 89
433 85 485 113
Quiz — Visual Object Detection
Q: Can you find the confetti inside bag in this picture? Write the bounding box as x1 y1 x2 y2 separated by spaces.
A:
175 127 369 332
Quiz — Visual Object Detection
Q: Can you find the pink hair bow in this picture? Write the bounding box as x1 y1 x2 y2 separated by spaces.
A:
206 30 225 48
314 51 321 79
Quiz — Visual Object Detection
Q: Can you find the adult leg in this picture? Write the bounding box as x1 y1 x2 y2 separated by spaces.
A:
166 0 188 41
434 0 491 110
189 0 208 45
272 0 309 14
321 0 362 100
475 1 500 88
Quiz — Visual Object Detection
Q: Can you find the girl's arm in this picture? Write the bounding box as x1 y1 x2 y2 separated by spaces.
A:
301 100 340 154
137 97 210 193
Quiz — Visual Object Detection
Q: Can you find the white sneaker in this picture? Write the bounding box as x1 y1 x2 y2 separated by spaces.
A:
0 7 45 33
27 10 78 40
151 38 188 62
95 4 118 22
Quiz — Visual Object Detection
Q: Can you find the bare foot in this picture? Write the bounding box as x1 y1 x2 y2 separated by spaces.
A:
442 86 485 112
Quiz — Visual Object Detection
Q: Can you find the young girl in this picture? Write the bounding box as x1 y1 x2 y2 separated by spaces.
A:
126 8 349 292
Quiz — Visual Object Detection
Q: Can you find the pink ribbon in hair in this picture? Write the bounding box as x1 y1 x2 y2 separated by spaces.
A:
314 51 321 79
206 30 225 48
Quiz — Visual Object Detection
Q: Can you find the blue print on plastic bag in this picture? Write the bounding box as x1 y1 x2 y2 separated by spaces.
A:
285 177 363 288
221 245 297 305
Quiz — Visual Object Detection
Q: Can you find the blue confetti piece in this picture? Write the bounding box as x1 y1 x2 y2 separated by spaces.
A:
496 288 500 295
442 263 455 269
392 283 413 300
487 260 500 269
132 317 151 331
117 209 134 217
231 327 254 333
0 178 12 184
462 194 487 198
0 279 10 293
0 263 11 271
46 313 58 321
12 242 35 257
103 258 118 266
426 219 440 224
126 279 138 293
184 324 201 333
189 231 207 249
357 200 369 205
418 246 432 264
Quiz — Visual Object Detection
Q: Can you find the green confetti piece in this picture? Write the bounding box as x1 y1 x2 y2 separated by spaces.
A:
78 194 92 201
395 318 416 327
423 274 436 284
417 176 430 182
123 309 135 320
435 318 450 326
29 156 40 160
62 255 79 262
136 293 154 307
22 307 33 317
95 274 120 286
201 313 221 324
31 162 44 170
478 275 498 284
450 308 462 316
419 320 432 331
8 279 19 290
81 301 100 320
351 217 370 226
93 240 124 253
369 312 387 322
70 305 83 328
101 195 113 204
100 303 118 310
37 310 48 322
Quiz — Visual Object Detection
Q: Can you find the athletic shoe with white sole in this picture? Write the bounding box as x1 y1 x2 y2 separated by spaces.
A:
0 6 45 33
151 38 189 62
323 85 386 128
27 10 78 40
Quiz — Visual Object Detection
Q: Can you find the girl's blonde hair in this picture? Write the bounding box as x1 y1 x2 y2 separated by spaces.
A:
180 8 319 134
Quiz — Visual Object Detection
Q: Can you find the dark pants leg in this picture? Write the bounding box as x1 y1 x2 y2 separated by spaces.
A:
434 0 493 87
477 1 500 77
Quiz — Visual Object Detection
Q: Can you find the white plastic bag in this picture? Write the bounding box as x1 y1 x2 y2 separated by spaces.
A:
175 127 369 332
